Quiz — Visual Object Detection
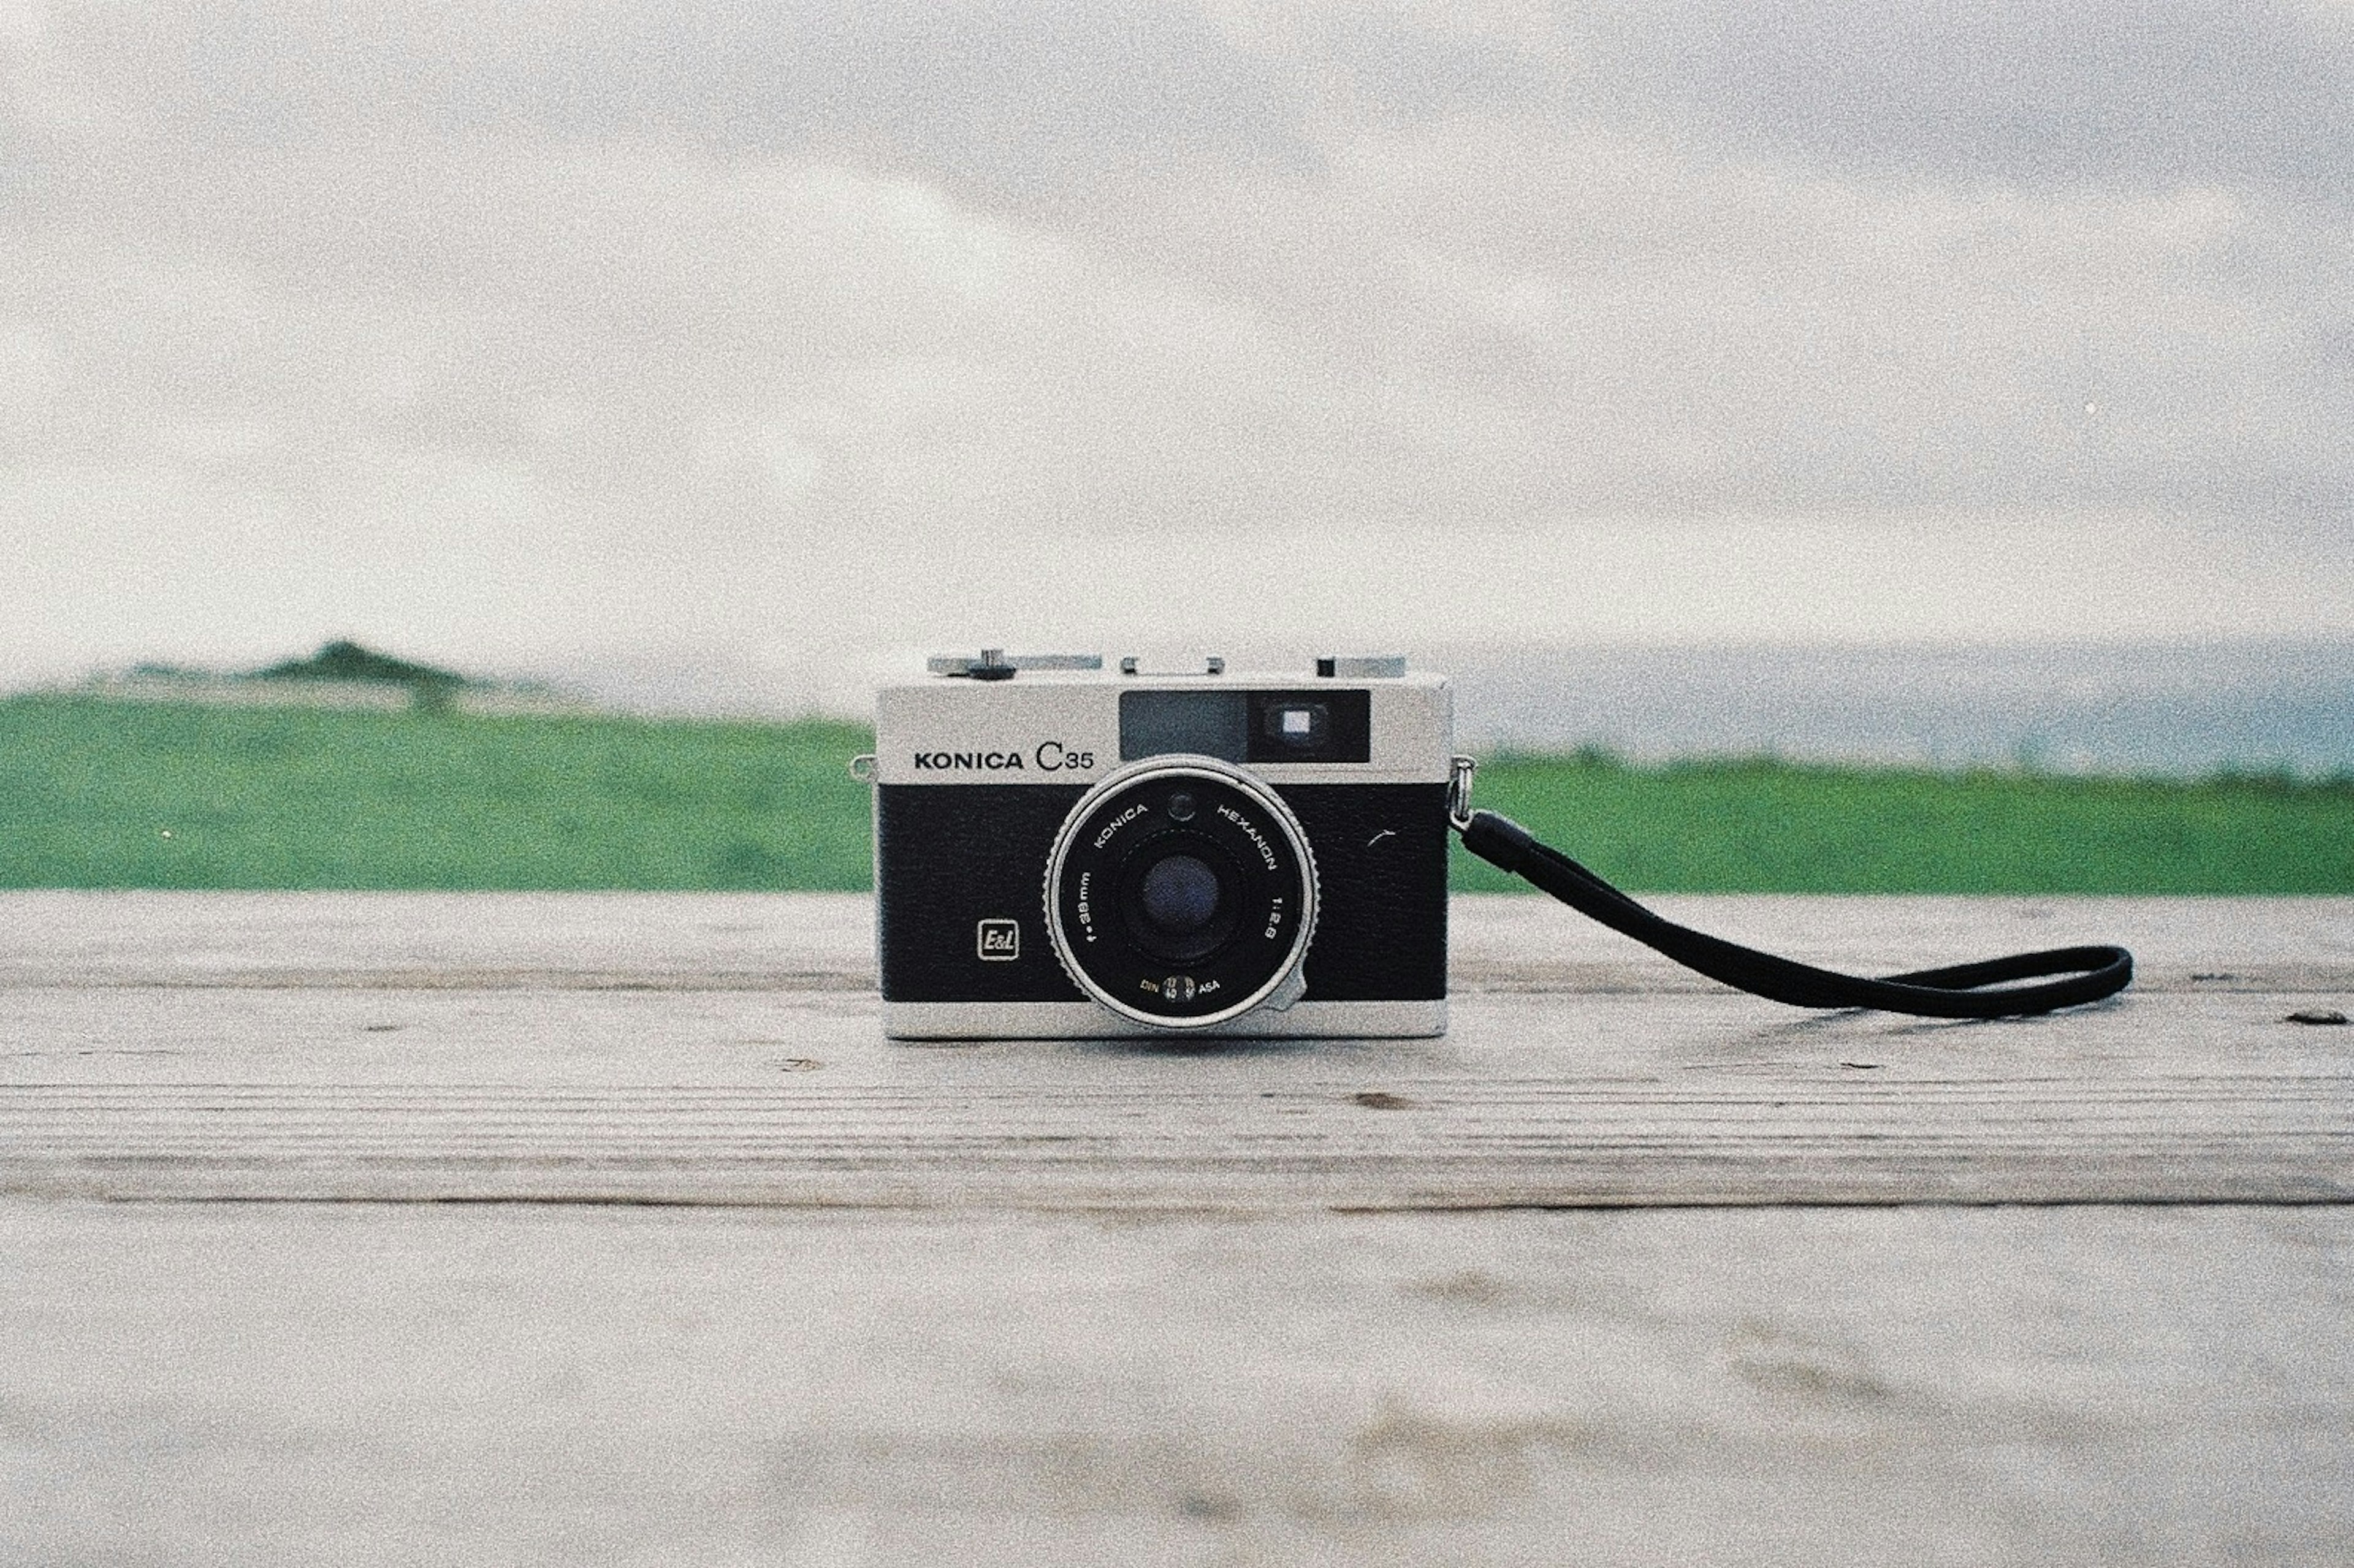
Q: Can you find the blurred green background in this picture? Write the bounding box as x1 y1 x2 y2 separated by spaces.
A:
3 694 2348 892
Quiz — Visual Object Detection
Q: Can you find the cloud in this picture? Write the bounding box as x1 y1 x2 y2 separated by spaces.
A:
26 1 1319 199
75 2 2353 202
1594 0 2354 203
1 0 2348 678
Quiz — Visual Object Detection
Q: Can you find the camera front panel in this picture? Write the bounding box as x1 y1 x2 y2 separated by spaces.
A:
873 664 1452 1035
874 780 1447 1008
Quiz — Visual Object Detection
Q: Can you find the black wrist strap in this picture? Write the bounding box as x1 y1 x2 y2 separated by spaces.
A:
1457 809 2133 1019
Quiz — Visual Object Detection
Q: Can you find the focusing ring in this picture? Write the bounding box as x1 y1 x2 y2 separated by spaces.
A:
1043 756 1320 1029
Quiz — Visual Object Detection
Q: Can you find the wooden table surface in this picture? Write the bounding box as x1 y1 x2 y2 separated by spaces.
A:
4 891 2350 1565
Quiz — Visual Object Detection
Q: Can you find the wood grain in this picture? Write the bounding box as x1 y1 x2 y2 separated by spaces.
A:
4 1200 2348 1567
4 892 2351 1565
2 892 2347 1208
2 889 2348 991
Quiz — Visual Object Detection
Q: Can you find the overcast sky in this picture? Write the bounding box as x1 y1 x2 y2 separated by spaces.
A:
4 0 2352 693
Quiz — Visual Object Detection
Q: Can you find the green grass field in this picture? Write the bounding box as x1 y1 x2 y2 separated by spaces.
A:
2 695 2348 892
0 696 874 891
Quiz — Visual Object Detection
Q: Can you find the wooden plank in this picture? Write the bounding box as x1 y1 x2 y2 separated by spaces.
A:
2 893 2348 1208
4 1199 2349 1567
4 894 2350 1563
2 889 2349 991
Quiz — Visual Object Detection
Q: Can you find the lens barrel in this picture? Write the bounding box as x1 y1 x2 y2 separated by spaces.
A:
1045 757 1319 1028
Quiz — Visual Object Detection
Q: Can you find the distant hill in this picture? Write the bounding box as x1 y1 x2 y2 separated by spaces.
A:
78 641 589 717
251 640 475 693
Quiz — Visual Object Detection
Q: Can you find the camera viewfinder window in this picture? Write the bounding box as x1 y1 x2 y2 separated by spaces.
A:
1245 691 1370 763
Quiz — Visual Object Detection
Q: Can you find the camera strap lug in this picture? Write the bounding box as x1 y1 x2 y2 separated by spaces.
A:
1446 754 1477 831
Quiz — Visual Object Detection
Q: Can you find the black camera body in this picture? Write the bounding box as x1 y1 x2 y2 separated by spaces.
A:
872 652 1454 1038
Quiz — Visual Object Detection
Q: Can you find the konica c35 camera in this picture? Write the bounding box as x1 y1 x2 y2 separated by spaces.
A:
868 650 1455 1039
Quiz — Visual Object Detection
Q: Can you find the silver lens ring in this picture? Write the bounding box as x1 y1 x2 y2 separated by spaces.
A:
1044 755 1320 1029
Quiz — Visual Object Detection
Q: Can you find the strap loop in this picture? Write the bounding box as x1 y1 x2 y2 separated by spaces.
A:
1457 809 2133 1019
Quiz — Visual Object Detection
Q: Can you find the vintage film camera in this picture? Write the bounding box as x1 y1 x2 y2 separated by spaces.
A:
869 650 1453 1038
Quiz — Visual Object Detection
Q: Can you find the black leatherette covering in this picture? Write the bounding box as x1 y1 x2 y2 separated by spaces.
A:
876 782 1448 1004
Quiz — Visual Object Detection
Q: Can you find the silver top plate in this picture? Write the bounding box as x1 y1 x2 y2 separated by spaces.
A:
1320 655 1407 679
927 650 1107 677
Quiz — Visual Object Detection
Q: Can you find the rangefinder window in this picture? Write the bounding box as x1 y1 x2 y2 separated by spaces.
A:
1119 690 1249 761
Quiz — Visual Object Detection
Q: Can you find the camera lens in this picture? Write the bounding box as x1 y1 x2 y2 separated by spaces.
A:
1120 841 1240 964
1138 853 1219 936
1045 758 1319 1029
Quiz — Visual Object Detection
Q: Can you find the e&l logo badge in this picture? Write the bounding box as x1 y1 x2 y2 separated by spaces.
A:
976 919 1019 961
